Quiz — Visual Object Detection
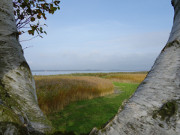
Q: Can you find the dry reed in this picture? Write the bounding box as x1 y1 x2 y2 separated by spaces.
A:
105 73 146 83
35 76 114 113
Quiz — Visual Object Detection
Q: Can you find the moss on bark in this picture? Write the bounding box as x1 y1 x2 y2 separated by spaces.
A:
153 100 178 122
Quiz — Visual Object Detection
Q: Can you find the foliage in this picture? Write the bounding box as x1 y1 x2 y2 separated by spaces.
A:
13 0 60 37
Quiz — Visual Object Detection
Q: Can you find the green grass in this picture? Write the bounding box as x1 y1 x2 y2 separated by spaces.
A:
48 82 139 135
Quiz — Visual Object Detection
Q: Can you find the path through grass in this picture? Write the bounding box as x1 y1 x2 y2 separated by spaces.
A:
48 82 139 135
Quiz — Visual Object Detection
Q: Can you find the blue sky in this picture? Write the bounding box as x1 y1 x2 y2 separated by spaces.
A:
21 0 173 71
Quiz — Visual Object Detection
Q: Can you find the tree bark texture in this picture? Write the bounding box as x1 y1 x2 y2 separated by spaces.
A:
90 0 180 135
0 0 52 134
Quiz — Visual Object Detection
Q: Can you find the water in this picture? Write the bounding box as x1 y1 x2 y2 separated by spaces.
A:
32 70 137 76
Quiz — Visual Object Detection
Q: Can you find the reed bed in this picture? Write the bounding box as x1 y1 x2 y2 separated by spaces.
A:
35 76 114 113
69 72 147 83
104 73 147 83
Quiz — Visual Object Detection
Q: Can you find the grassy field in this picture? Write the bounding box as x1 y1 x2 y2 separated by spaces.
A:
47 82 139 135
34 72 146 134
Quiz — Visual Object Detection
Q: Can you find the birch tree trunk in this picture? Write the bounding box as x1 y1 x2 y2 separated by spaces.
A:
0 0 52 134
90 0 180 134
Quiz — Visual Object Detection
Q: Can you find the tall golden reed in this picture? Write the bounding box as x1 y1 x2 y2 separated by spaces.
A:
104 73 146 83
35 76 114 113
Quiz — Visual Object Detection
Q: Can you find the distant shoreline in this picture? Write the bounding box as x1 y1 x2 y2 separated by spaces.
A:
32 70 148 76
32 70 147 72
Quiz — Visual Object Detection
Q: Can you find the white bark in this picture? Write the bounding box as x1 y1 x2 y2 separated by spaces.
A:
90 0 180 135
0 0 52 134
168 0 180 42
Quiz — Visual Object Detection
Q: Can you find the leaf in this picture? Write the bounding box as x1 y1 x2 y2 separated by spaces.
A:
28 30 34 35
31 17 35 22
24 0 29 3
14 0 61 36
18 31 22 35
37 14 41 19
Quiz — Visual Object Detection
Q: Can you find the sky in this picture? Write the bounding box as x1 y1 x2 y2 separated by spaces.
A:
21 0 174 71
